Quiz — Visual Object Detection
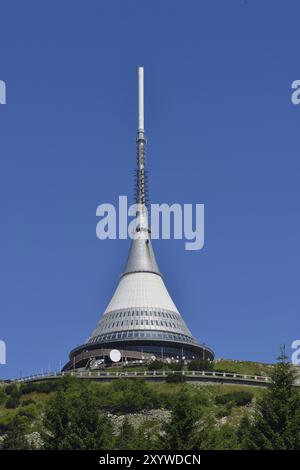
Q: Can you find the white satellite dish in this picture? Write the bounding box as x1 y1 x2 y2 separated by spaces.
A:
109 349 121 363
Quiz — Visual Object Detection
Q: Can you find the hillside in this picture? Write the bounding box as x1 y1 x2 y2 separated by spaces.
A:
3 358 299 450
0 359 274 449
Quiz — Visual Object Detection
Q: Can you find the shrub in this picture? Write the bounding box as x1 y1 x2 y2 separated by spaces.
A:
187 359 213 371
0 415 30 450
5 396 20 409
215 405 232 418
171 361 184 371
0 422 10 435
21 398 36 407
5 383 20 398
20 380 59 395
215 390 253 407
166 373 186 383
105 379 161 413
147 360 164 370
0 388 6 405
0 411 18 436
18 404 37 419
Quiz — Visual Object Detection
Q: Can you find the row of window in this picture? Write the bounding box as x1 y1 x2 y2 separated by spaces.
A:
124 344 197 358
88 330 195 344
98 309 186 332
102 309 179 321
100 319 182 331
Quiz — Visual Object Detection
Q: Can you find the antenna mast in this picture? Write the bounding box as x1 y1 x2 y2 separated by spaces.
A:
135 66 148 208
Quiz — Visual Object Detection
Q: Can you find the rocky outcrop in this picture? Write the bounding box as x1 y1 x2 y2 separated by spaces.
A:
107 408 171 435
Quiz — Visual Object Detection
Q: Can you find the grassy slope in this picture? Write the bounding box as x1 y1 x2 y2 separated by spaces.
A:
147 381 265 424
0 359 271 434
213 360 273 376
0 389 55 432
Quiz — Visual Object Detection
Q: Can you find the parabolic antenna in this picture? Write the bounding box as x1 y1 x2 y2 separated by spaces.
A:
109 349 121 362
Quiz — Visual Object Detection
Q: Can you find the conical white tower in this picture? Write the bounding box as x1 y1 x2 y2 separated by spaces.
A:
64 67 214 370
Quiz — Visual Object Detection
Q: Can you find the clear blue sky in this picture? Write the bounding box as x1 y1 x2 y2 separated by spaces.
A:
0 1 299 379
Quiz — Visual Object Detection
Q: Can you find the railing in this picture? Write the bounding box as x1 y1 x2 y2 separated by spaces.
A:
14 369 277 386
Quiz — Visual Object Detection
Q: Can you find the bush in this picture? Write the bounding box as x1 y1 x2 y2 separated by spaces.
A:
21 398 36 407
147 360 164 370
20 380 59 395
5 383 20 398
187 359 213 371
0 422 10 435
215 391 253 407
0 415 30 450
0 388 6 405
215 405 232 418
5 396 20 409
166 373 186 383
18 404 37 419
171 361 184 371
0 411 20 436
103 379 161 413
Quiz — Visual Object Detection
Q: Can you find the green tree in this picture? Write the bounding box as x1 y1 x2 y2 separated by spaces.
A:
193 421 239 450
5 396 20 409
115 418 155 450
163 386 202 450
239 350 300 450
0 415 30 450
43 385 113 449
116 417 135 450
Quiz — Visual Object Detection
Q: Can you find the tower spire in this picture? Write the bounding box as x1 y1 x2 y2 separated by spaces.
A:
123 66 160 277
135 66 148 208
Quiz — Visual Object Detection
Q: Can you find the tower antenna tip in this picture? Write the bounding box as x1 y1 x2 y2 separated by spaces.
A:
138 66 144 132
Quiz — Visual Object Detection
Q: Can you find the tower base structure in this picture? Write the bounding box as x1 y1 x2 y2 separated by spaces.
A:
63 337 214 371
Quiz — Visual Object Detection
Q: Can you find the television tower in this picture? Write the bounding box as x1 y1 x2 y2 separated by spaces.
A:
63 67 214 370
